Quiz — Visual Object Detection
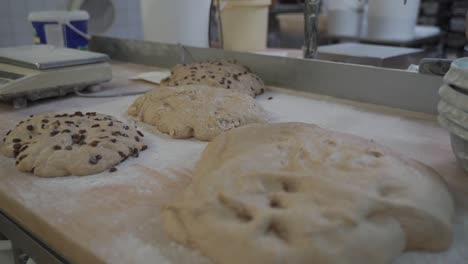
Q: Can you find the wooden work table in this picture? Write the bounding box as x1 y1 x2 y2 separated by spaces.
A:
0 62 467 264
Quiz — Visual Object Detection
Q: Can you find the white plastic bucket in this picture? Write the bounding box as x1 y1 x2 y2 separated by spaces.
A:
140 0 212 47
28 11 90 50
367 0 421 41
326 0 363 37
220 0 272 51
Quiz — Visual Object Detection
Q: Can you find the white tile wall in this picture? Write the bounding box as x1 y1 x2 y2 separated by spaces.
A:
0 0 143 48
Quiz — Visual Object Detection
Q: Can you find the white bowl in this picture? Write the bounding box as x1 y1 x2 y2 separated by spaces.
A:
443 57 468 90
438 99 468 130
438 114 468 173
439 84 468 113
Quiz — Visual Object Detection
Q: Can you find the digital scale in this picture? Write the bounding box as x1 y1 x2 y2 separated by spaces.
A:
0 45 112 108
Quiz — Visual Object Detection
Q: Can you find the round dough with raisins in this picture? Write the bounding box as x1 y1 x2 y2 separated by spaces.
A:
163 122 454 264
161 60 265 97
128 85 268 141
1 112 147 177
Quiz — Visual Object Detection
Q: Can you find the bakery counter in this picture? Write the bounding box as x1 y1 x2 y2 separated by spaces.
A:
0 62 467 264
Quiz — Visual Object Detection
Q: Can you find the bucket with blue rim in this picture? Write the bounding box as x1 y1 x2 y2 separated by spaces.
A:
28 11 90 50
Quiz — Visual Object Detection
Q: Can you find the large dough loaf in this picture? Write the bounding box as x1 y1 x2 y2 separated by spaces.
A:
163 122 454 264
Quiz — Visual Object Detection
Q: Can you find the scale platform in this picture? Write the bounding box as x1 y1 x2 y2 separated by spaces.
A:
0 45 112 107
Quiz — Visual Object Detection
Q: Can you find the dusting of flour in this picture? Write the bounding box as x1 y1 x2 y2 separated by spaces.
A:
1 86 468 264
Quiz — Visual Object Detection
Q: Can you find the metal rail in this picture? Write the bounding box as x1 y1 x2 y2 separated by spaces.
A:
0 211 67 264
89 36 443 114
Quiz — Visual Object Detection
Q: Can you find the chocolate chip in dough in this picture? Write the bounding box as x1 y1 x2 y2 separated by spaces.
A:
131 148 139 158
65 146 73 151
13 143 22 150
19 145 28 152
134 136 140 142
42 119 49 123
89 156 98 165
89 141 99 147
109 167 117 173
53 145 62 150
26 125 34 131
91 124 100 128
141 145 148 151
137 130 144 137
50 131 59 136
12 138 21 143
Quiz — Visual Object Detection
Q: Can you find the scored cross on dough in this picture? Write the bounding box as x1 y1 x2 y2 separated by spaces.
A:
1 112 148 177
163 122 454 264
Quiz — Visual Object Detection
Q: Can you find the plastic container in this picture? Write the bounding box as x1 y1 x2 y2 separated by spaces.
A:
220 0 272 51
28 11 90 50
277 13 304 36
140 0 212 47
367 0 421 41
326 0 363 37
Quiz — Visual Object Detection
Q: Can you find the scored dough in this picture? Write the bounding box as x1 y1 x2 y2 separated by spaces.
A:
163 122 454 264
128 85 268 141
1 112 147 177
161 60 265 97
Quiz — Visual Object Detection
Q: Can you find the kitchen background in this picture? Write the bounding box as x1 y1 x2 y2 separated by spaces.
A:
1 0 467 58
0 0 143 47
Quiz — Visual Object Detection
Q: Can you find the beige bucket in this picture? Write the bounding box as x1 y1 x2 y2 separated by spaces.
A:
220 0 272 51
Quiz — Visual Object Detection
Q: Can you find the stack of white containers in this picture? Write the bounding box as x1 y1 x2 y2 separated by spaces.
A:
438 58 468 172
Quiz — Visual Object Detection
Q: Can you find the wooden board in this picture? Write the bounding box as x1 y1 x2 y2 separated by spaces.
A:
0 62 468 264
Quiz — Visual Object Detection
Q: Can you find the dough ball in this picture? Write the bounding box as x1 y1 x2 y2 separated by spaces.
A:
1 112 148 177
163 122 454 264
161 60 265 97
128 85 268 141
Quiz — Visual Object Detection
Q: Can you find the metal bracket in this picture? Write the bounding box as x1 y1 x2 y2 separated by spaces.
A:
90 36 443 114
0 211 67 264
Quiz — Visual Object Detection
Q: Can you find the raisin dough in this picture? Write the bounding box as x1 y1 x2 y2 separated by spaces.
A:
128 85 268 141
163 123 454 264
161 60 265 97
1 112 147 177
